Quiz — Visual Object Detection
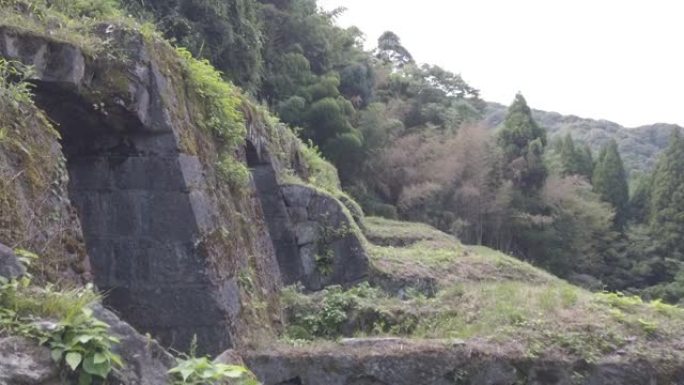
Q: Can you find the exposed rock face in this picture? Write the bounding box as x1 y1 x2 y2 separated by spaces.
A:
0 26 282 355
0 243 25 280
242 341 684 385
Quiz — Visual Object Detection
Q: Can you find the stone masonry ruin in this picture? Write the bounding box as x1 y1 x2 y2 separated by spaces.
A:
0 27 244 355
0 26 369 356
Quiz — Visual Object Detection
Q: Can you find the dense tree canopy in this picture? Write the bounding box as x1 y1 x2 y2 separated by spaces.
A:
123 0 263 90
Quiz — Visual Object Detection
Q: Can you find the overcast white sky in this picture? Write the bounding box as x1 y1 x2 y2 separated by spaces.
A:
317 0 683 127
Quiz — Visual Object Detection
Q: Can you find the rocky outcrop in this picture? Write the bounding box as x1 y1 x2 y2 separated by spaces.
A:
242 340 684 385
0 243 25 280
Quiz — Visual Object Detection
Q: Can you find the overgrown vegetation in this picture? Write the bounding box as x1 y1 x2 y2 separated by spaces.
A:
176 47 249 189
0 0 134 55
0 57 86 283
170 357 258 385
0 58 34 108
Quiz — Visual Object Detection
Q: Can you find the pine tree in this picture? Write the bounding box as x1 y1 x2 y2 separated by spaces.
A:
578 143 594 179
558 134 593 179
629 173 653 224
497 93 547 192
592 140 629 228
559 134 579 176
650 128 684 259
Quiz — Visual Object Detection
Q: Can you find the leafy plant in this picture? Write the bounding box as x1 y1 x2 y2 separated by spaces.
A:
314 249 334 276
169 353 259 385
47 307 122 385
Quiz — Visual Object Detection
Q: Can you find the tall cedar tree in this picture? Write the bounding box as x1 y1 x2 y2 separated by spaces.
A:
629 174 653 223
559 134 577 174
578 143 594 179
497 93 547 193
592 140 629 228
650 128 684 259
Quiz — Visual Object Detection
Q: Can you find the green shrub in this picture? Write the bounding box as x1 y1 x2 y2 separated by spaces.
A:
177 47 245 148
0 58 34 109
44 0 121 18
0 0 121 19
217 154 250 190
169 357 258 385
366 202 398 220
299 142 341 193
282 283 384 340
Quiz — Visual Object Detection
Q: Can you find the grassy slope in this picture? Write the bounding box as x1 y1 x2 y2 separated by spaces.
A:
282 217 684 362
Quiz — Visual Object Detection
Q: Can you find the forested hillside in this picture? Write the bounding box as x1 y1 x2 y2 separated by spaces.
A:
484 102 678 176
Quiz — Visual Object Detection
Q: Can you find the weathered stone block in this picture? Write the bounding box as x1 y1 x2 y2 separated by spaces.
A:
281 184 314 208
0 243 25 280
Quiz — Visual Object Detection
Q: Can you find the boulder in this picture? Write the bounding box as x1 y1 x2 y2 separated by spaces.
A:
0 337 59 385
0 243 25 280
92 305 175 385
214 349 245 366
